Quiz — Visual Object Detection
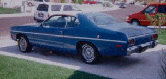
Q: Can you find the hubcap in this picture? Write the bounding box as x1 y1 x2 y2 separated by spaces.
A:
82 44 95 63
132 21 138 26
19 37 27 51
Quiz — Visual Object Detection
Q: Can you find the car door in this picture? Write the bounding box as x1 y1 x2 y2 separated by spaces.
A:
62 16 80 53
140 5 157 26
33 15 67 51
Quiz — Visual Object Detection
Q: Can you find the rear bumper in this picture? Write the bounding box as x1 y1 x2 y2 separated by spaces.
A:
127 40 158 56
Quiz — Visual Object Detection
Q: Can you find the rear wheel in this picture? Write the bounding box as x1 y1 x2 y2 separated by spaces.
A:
81 43 100 64
18 35 32 53
131 20 140 26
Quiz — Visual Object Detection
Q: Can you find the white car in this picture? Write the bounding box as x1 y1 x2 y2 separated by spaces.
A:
34 3 81 22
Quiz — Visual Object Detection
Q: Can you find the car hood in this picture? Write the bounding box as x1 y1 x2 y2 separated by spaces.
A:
23 23 41 26
99 23 155 38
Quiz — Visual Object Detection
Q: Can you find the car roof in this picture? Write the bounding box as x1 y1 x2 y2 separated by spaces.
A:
50 12 110 17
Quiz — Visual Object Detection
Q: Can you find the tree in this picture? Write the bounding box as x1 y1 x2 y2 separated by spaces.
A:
145 13 166 34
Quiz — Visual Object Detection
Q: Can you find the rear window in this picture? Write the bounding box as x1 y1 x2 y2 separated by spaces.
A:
37 4 49 11
51 5 61 11
87 15 122 26
158 5 166 13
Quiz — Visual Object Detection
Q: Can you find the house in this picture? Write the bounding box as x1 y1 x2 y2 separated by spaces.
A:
1 0 27 8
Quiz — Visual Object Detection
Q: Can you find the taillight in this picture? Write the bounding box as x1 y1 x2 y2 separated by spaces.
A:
47 14 50 18
152 34 158 40
129 39 135 45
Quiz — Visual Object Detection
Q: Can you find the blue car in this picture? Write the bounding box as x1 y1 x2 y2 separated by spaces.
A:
10 13 158 64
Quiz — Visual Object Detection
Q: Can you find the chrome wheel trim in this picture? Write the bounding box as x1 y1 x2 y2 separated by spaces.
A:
19 37 27 51
82 44 95 63
132 21 139 26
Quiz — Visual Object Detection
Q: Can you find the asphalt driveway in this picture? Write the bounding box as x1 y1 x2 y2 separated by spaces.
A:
0 38 165 79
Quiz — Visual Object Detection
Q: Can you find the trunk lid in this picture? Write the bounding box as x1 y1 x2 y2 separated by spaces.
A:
99 23 154 38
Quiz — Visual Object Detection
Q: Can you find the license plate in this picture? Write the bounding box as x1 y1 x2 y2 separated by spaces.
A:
38 13 44 17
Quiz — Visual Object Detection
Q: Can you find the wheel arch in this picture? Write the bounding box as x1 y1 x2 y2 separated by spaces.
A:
131 18 140 25
76 41 100 54
16 33 27 40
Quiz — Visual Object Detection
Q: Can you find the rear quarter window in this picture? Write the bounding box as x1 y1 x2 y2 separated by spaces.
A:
51 5 61 11
37 4 49 11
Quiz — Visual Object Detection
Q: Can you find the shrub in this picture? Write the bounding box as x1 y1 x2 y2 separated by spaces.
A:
72 0 77 3
78 0 84 4
145 13 166 34
61 0 65 3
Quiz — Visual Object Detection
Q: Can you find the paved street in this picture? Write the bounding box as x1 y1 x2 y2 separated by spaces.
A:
0 5 165 79
0 16 35 37
103 5 144 21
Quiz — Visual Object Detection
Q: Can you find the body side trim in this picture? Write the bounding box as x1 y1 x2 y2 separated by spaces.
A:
11 30 127 43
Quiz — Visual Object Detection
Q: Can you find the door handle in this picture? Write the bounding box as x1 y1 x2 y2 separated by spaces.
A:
60 31 63 34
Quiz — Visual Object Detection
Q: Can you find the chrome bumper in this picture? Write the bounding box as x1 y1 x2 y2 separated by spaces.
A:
127 40 158 56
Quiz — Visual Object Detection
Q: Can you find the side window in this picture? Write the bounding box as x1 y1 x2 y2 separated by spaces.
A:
38 0 43 2
51 5 61 11
143 6 156 14
66 16 80 27
44 16 67 27
63 5 73 11
158 5 166 13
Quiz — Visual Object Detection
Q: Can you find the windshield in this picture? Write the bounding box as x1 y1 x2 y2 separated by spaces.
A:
87 15 122 26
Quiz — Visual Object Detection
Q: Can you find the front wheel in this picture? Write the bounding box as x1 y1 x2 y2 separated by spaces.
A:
131 20 140 26
81 43 100 64
18 36 32 53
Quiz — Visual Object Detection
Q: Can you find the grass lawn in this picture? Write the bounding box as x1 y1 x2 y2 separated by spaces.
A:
0 55 109 79
158 29 166 45
0 7 21 14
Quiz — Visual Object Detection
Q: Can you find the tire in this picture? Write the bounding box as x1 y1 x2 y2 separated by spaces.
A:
18 35 32 53
80 43 100 64
131 20 140 26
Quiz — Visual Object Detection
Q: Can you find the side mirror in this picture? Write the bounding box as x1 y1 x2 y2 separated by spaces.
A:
40 22 44 27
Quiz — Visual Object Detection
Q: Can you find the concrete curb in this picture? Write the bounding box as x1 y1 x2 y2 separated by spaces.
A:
0 13 33 18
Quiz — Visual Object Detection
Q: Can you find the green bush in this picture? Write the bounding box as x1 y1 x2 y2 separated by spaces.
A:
73 0 77 3
78 0 84 4
61 0 65 3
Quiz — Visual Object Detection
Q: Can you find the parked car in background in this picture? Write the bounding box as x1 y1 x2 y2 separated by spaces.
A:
34 3 81 22
129 1 135 5
127 3 166 26
83 1 97 4
11 12 158 64
119 3 127 8
27 0 50 7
